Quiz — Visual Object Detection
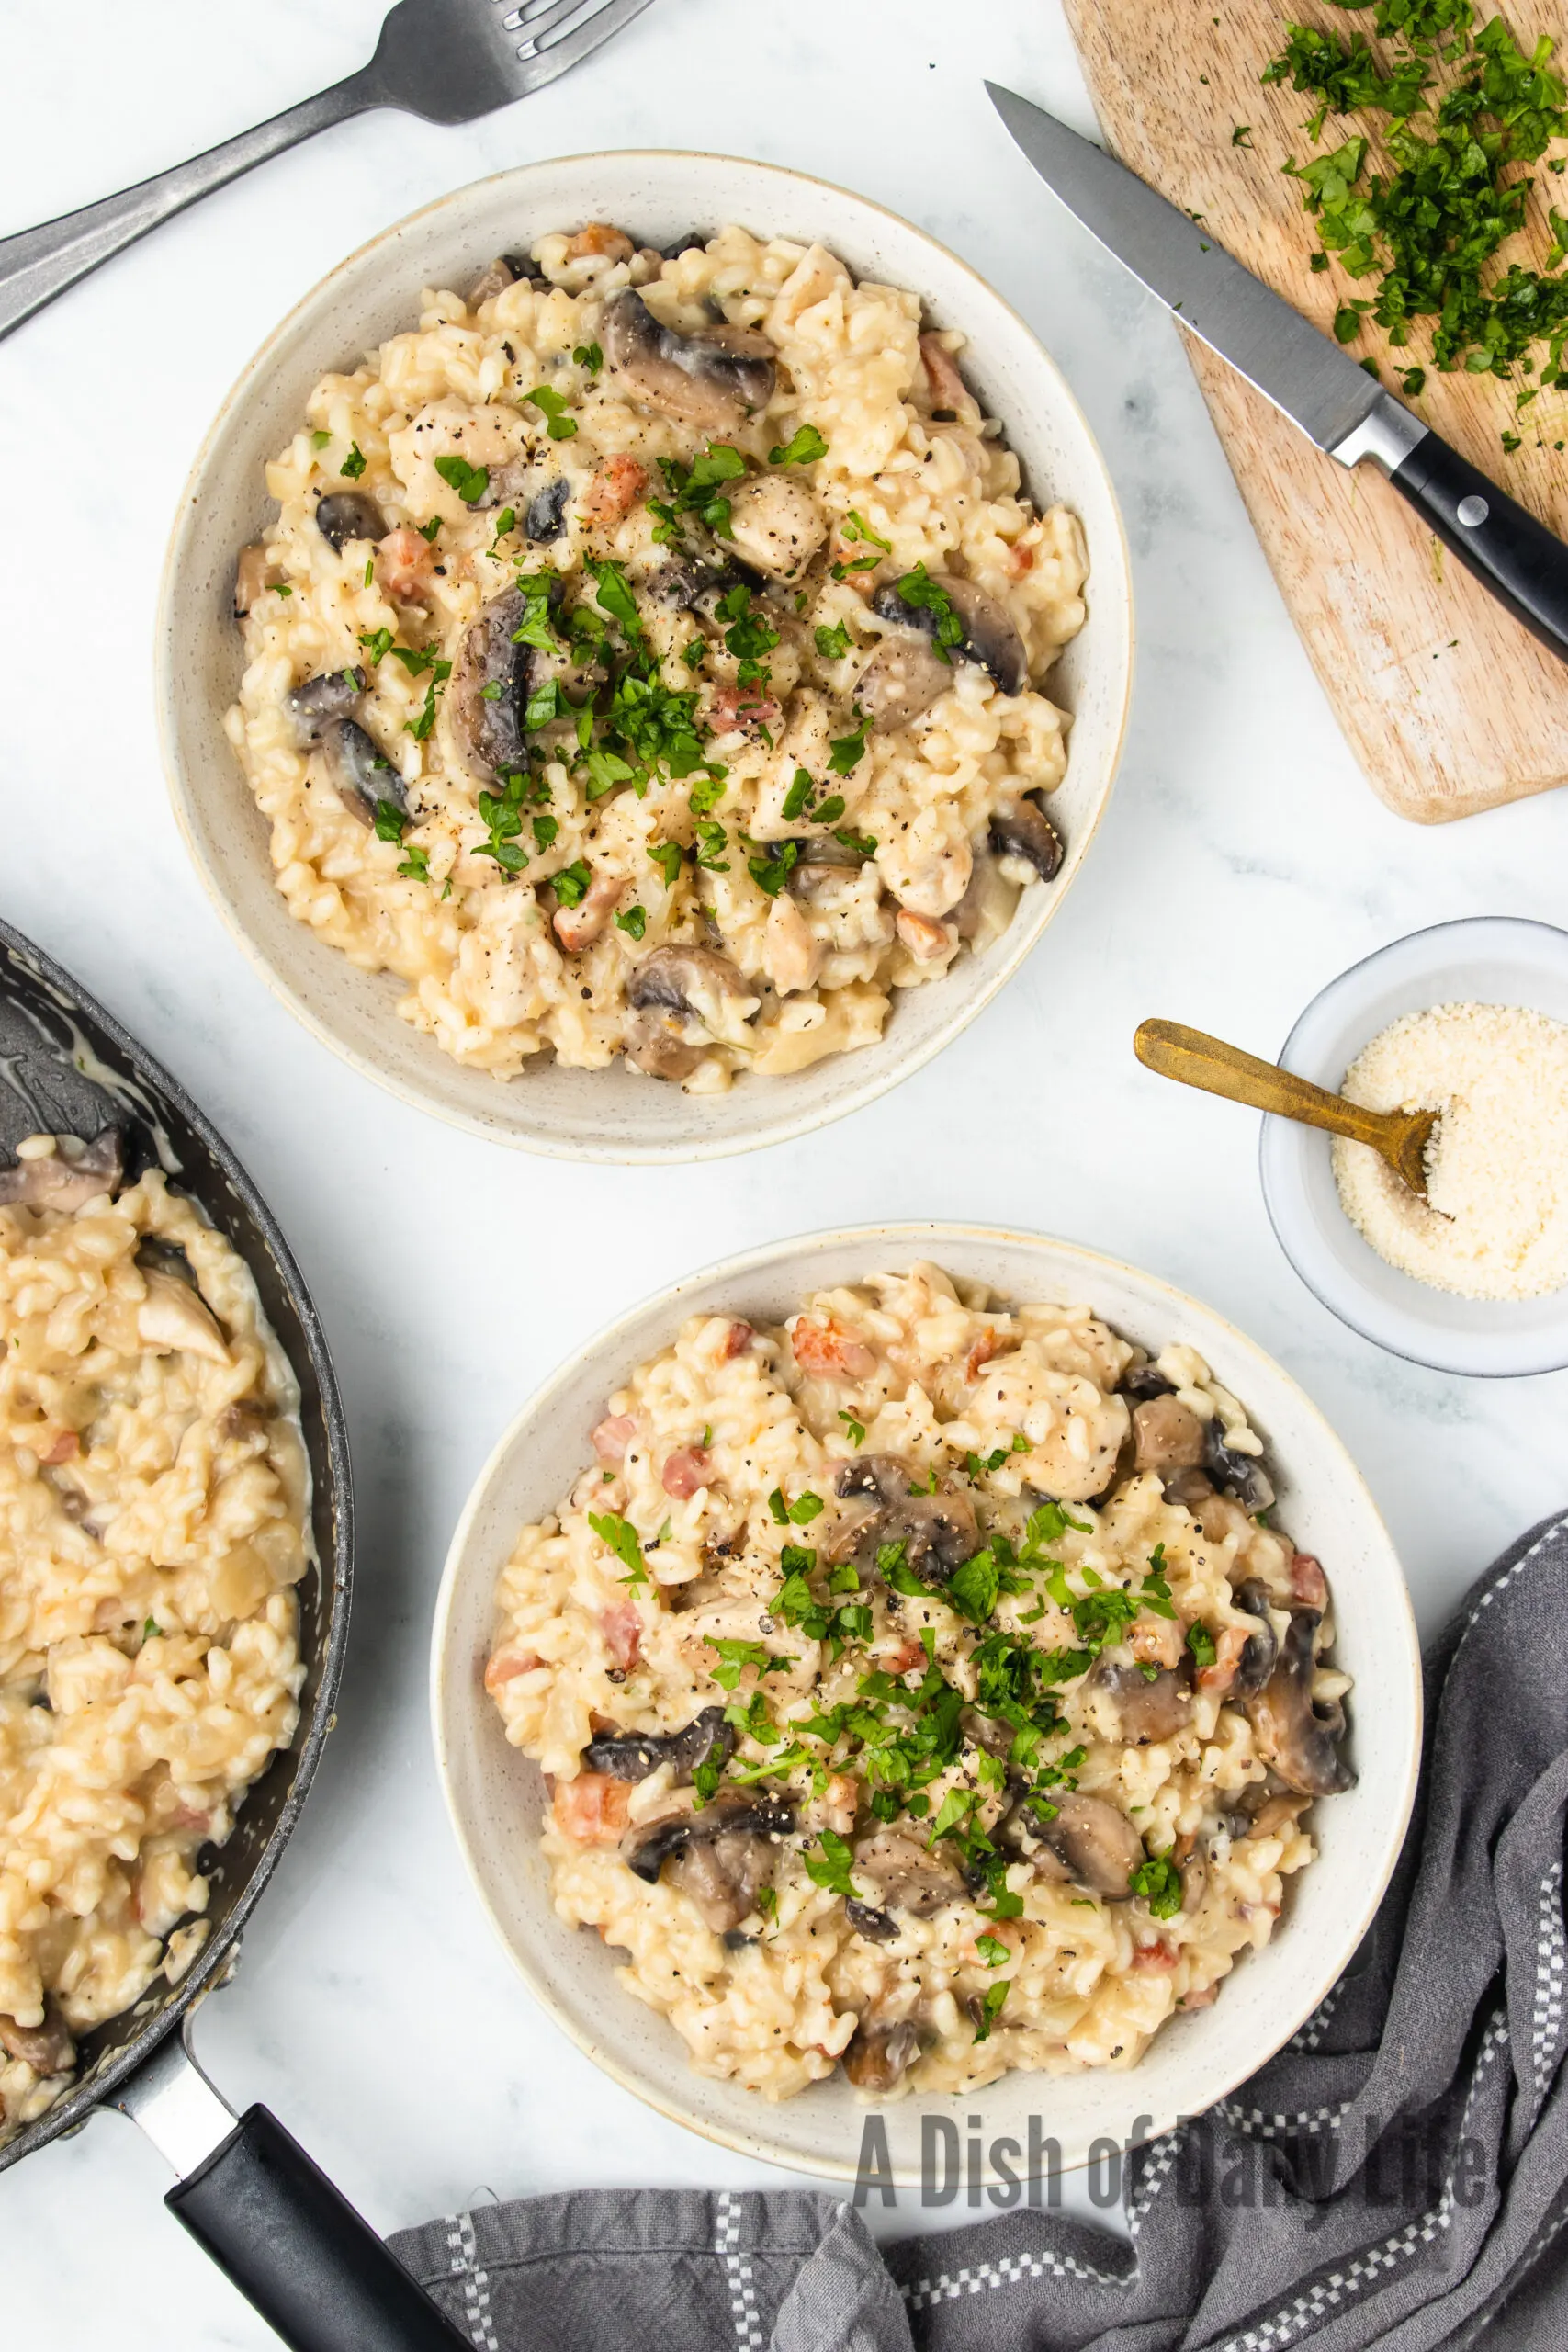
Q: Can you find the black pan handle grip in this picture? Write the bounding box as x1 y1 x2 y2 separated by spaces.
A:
1388 429 1568 662
166 2104 469 2352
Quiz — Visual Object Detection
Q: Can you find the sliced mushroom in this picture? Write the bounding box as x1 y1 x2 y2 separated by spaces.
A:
833 1454 978 1588
851 1828 965 1918
315 492 388 551
1119 1363 1174 1403
623 946 756 1083
854 632 952 729
1230 1579 1280 1699
1131 1394 1205 1477
660 231 712 260
323 720 405 828
1204 1422 1276 1514
582 1706 733 1784
645 554 763 616
1180 1844 1208 1914
287 667 367 748
1245 1609 1355 1797
525 476 571 542
722 474 826 585
872 574 1028 695
467 254 520 307
621 1789 795 1932
138 1271 230 1364
603 288 775 431
0 1130 123 1213
842 2017 920 2093
0 1997 75 2075
446 585 537 782
988 793 1064 883
1088 1657 1192 1746
1037 1791 1145 1898
843 1896 899 1943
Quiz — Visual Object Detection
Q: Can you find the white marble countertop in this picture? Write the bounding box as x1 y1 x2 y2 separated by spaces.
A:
3 0 1567 2340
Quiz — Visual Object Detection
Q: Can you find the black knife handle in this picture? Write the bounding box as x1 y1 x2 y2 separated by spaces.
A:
166 2105 468 2352
1388 429 1568 662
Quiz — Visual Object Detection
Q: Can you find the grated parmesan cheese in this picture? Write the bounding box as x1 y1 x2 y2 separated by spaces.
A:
1332 1001 1568 1301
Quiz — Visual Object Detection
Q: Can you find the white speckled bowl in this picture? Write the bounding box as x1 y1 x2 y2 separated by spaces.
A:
1261 918 1568 1377
156 153 1132 1164
431 1223 1419 2184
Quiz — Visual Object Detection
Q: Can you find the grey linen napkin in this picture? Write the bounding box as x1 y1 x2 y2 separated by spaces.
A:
393 1510 1568 2351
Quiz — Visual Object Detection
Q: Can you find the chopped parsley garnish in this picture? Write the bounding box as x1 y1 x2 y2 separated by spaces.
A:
490 505 516 549
1187 1621 1218 1668
804 1829 860 1899
434 453 491 504
972 1981 1010 2041
1140 1548 1178 1620
340 443 367 480
892 562 964 660
402 659 453 741
143 1616 160 1640
357 627 394 666
1129 1853 1183 1919
552 860 592 907
615 903 648 941
839 1410 866 1445
588 1510 646 1584
833 824 878 858
768 423 829 466
694 819 730 872
649 841 684 888
372 799 410 844
831 509 892 581
828 708 874 775
310 429 333 449
781 768 815 821
418 515 443 543
649 442 747 541
747 839 799 896
768 1486 823 1525
815 619 852 661
584 556 641 637
708 1637 792 1691
573 340 604 372
1265 10 1568 385
976 1931 1011 1968
525 383 579 439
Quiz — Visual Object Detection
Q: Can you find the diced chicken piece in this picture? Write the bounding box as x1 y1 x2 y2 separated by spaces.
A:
920 334 979 421
138 1273 230 1364
724 474 826 585
791 1316 876 1380
552 873 625 953
896 910 955 963
376 525 438 605
763 894 825 995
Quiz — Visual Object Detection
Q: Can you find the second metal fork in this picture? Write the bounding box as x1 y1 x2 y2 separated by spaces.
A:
0 0 654 342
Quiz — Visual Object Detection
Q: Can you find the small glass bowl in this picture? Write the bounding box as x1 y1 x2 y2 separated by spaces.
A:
1259 917 1568 1377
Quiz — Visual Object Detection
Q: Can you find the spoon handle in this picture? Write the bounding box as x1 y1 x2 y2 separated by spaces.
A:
1134 1019 1396 1151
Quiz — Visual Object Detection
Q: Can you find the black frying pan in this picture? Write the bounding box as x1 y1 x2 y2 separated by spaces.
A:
0 920 467 2352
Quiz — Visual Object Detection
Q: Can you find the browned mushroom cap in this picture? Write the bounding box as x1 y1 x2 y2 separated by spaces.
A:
854 632 953 729
988 793 1064 882
844 1896 899 1943
623 946 756 1083
321 720 406 830
851 1827 965 1918
1088 1657 1193 1746
1203 1422 1276 1513
0 1130 123 1213
468 254 522 307
833 1454 978 1589
621 1789 795 1932
1131 1394 1206 1476
1179 1844 1207 1914
0 1996 75 2075
872 574 1028 695
1037 1791 1145 1898
603 289 775 431
842 2016 921 2093
447 587 536 782
316 492 389 551
583 1706 733 1784
1230 1579 1281 1699
288 668 367 747
1245 1609 1355 1797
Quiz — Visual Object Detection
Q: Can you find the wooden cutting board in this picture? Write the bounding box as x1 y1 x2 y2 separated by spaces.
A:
1060 0 1568 821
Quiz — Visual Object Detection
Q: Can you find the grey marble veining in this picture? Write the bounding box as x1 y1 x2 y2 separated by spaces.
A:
3 0 1567 2338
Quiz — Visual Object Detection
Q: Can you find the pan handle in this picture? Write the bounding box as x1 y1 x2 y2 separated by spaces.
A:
117 2029 468 2351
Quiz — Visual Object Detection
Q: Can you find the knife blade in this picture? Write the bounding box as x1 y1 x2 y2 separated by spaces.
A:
987 79 1568 665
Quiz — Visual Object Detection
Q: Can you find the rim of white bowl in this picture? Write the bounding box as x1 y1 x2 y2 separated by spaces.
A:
1260 916 1568 1377
156 152 1134 1164
430 1219 1421 2182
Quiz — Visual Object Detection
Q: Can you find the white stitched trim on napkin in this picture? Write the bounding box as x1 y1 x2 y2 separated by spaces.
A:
442 2211 500 2352
715 2188 764 2350
1532 1860 1566 2097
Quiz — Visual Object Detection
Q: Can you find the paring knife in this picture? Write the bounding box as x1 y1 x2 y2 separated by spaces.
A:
987 80 1568 663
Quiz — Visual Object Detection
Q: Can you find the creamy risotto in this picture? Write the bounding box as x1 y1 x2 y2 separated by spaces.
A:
0 1133 308 2143
487 1262 1353 2102
227 223 1087 1091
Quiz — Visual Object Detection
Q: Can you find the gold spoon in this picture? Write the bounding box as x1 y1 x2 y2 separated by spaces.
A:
1134 1018 1439 1202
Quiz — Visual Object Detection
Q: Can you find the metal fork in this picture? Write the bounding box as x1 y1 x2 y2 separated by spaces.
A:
0 0 654 343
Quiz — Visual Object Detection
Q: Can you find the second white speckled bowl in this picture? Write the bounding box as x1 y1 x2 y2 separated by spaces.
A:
431 1222 1419 2183
157 153 1133 1163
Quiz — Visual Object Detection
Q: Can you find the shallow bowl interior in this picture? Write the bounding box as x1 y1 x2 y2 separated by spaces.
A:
157 152 1131 1163
431 1222 1419 2184
1260 918 1568 1378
